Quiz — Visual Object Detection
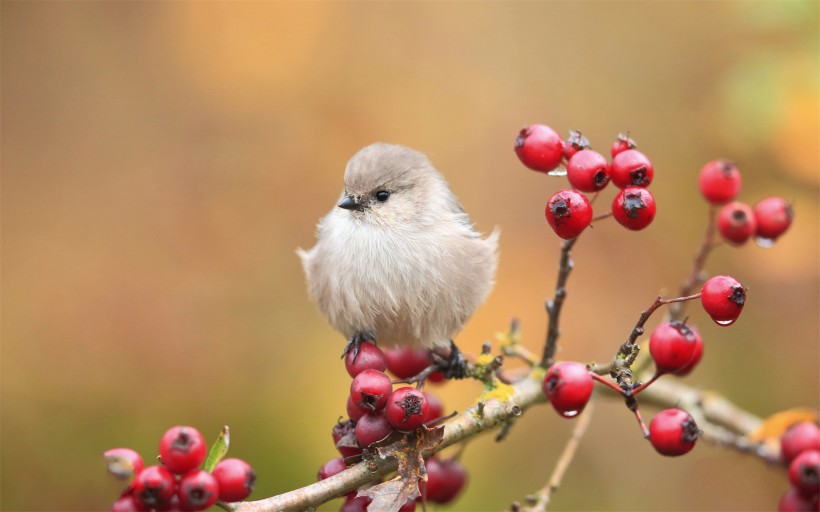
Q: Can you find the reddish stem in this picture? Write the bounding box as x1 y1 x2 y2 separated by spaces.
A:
590 372 625 395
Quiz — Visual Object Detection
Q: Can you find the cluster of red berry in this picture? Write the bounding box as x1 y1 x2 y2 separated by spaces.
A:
104 426 255 511
514 122 796 464
696 159 793 246
778 421 820 511
320 342 467 510
515 125 657 238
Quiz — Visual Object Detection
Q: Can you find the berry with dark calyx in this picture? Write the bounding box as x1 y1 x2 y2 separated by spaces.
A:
332 419 362 459
423 391 444 424
562 129 591 161
778 487 819 512
177 469 218 511
545 189 593 240
567 150 610 192
649 408 699 456
788 449 820 497
344 341 387 378
132 465 177 509
425 457 468 504
612 187 656 230
611 132 637 157
753 196 794 246
354 412 393 447
649 321 703 376
213 458 256 502
610 149 653 188
718 202 757 245
698 159 741 205
104 448 144 484
542 362 594 418
349 369 392 412
781 422 820 463
385 387 429 432
158 426 207 475
514 124 564 173
318 457 347 480
384 347 434 380
701 275 746 326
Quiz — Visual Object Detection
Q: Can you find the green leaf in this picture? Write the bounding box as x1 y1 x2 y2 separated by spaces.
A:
203 425 230 472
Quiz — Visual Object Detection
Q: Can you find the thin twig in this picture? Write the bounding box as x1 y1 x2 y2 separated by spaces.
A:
541 238 578 367
513 403 594 512
670 206 718 321
609 294 701 390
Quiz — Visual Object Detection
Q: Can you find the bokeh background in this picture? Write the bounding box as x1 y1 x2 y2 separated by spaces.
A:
2 2 818 510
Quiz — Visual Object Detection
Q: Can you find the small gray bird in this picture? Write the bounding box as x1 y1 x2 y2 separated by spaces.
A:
298 143 498 373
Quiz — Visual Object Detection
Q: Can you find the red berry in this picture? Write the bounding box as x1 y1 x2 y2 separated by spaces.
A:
385 387 429 432
332 420 362 459
340 496 372 512
718 202 757 245
610 149 653 188
698 159 741 205
789 450 820 497
567 150 611 192
345 341 387 377
158 426 207 475
701 275 746 326
753 196 794 244
610 132 637 158
422 391 444 424
778 487 819 512
132 465 177 509
318 457 347 480
354 412 393 447
562 130 591 161
349 369 393 412
177 469 218 511
398 499 416 512
649 321 703 376
346 396 365 423
545 189 593 240
611 187 656 230
384 347 434 380
425 457 468 504
111 494 140 512
104 448 145 484
782 422 820 463
649 408 699 456
213 458 256 502
514 124 564 173
542 362 594 418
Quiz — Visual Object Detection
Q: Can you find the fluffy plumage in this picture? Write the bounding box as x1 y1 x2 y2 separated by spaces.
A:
298 143 498 349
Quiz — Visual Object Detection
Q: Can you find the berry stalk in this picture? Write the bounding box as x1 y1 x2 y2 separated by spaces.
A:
541 238 578 367
669 206 719 321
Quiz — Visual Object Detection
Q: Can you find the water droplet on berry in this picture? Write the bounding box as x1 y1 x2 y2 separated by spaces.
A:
560 410 580 418
715 319 735 326
548 164 567 177
754 236 775 248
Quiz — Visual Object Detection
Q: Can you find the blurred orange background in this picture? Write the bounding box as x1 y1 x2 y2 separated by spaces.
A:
2 2 818 510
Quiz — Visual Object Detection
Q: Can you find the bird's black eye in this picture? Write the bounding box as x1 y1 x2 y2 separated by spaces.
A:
375 190 390 202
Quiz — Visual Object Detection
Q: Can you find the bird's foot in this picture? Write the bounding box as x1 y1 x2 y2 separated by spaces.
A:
427 340 469 381
342 331 376 362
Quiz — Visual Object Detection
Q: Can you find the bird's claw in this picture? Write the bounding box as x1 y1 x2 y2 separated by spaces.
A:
342 331 376 362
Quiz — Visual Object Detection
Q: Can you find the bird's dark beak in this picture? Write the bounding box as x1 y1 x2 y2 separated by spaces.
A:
337 195 364 211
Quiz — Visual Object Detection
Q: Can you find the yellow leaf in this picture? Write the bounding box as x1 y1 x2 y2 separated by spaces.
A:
747 408 819 442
